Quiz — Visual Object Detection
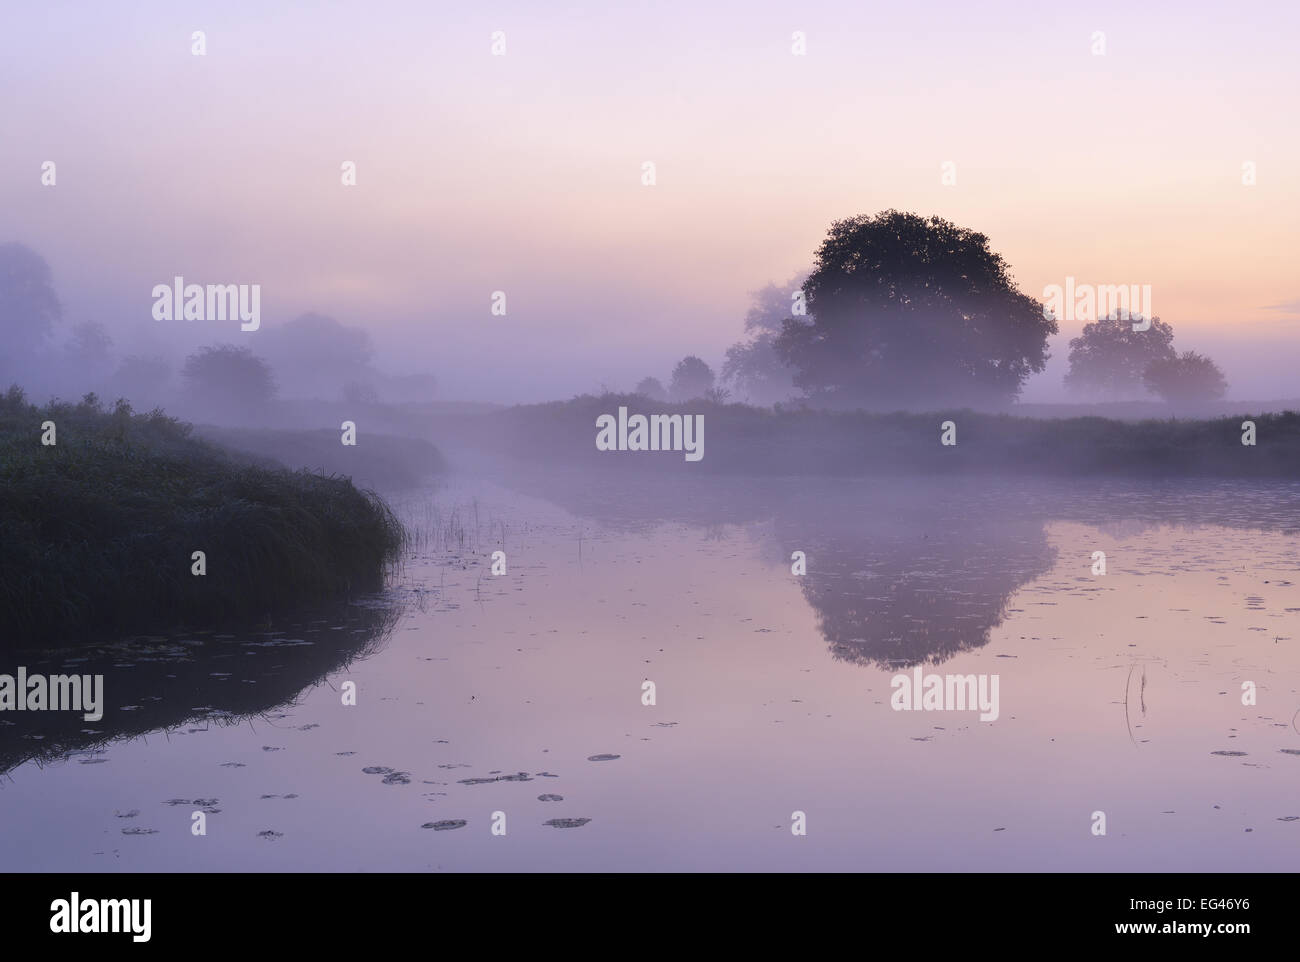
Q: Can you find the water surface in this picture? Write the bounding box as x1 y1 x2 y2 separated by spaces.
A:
3 474 1298 871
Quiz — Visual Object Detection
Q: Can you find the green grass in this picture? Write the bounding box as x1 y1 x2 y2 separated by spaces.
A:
0 386 407 645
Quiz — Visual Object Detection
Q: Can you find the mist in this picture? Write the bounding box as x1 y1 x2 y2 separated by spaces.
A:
5 0 1300 891
3 1 1298 411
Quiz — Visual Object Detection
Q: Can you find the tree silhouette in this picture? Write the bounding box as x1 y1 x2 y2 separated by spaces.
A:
182 344 276 414
63 321 113 367
342 380 378 404
722 337 791 406
107 355 172 409
774 211 1055 407
259 312 374 399
1143 350 1228 402
634 376 667 401
722 274 806 405
669 356 715 400
0 242 61 360
1064 313 1176 398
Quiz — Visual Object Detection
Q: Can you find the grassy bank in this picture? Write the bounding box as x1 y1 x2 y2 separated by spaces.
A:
0 387 407 645
195 424 446 490
489 393 1300 477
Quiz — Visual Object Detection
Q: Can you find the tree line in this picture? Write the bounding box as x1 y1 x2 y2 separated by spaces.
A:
652 210 1228 406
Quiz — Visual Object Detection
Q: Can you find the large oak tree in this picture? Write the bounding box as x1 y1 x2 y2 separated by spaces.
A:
774 211 1055 407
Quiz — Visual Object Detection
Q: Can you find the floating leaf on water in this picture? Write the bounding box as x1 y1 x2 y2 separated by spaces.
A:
459 772 532 785
422 820 467 831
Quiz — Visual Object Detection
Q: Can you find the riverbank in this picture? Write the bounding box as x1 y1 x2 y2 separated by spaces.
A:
486 394 1300 477
0 388 408 645
195 423 445 489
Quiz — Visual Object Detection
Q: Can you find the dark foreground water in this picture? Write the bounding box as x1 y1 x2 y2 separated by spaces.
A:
2 473 1298 870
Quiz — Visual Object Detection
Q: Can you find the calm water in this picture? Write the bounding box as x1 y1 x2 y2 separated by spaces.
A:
3 473 1298 871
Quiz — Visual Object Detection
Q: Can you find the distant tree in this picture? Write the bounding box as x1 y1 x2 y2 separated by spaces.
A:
63 321 113 366
342 380 379 405
669 356 715 400
182 344 276 411
774 211 1055 407
1143 351 1227 402
722 338 791 406
1064 313 1176 398
0 383 27 414
0 242 61 358
743 276 810 336
634 376 668 401
260 312 373 398
722 274 806 405
106 355 172 407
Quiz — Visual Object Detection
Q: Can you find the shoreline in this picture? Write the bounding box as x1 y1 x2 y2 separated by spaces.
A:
0 387 413 646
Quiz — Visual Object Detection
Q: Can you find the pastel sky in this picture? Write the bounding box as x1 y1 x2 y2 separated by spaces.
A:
3 0 1297 400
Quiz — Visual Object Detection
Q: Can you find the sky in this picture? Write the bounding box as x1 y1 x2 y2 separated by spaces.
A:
2 0 1298 401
